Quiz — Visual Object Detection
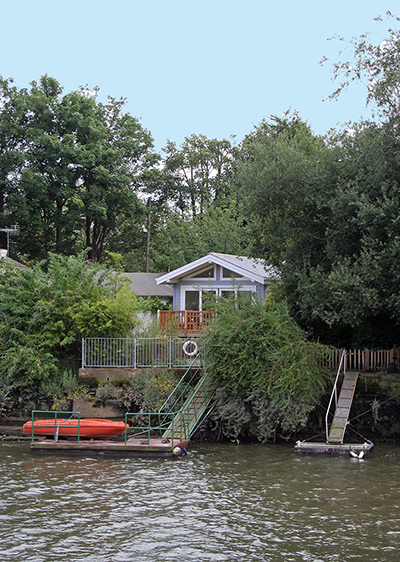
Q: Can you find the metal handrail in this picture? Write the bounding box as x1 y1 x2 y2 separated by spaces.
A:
30 410 81 443
179 371 213 437
325 350 346 443
123 411 188 445
158 353 202 414
82 337 202 368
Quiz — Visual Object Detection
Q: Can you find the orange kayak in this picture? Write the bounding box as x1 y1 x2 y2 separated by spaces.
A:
23 418 127 439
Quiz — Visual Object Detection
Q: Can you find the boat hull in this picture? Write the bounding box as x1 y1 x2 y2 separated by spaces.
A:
23 418 127 439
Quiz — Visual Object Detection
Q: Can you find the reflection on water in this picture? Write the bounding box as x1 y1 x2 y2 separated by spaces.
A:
0 442 399 561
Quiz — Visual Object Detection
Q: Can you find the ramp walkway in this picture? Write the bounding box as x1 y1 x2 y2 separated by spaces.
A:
328 370 359 444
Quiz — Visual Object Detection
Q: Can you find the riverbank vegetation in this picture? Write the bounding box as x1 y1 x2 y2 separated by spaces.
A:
3 15 400 349
202 298 330 442
0 254 139 413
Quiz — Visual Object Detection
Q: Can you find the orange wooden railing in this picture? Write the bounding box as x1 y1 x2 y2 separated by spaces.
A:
159 310 214 333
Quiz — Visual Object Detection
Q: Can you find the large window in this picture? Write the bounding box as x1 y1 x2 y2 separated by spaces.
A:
187 266 216 280
182 287 255 310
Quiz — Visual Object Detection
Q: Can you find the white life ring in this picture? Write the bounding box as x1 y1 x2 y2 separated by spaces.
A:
183 340 198 357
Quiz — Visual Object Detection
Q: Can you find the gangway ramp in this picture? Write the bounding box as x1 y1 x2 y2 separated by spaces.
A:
328 371 359 444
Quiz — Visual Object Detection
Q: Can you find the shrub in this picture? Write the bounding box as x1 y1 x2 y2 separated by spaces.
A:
202 298 329 441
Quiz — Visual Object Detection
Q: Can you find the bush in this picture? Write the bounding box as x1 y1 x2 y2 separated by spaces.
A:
0 254 138 408
202 298 329 441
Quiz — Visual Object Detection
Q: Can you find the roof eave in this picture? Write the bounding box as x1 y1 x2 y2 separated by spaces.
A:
156 253 276 285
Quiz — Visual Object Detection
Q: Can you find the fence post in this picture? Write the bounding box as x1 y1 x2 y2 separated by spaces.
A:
365 348 370 371
81 338 86 368
168 338 172 369
389 347 395 371
133 338 137 369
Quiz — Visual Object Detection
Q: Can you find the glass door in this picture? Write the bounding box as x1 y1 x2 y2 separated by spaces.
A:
184 290 200 311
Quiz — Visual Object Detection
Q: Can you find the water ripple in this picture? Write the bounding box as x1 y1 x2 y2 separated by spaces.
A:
0 443 400 561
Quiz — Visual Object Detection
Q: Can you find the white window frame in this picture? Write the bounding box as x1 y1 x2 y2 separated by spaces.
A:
185 265 216 282
181 285 256 310
221 267 246 280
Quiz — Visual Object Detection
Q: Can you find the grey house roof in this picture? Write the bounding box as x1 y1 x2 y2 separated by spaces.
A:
121 273 173 298
156 253 279 285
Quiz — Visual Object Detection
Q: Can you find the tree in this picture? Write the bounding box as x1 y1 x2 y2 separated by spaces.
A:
202 298 328 442
160 134 236 218
0 77 27 248
236 111 400 347
0 254 138 403
148 201 252 271
1 75 157 261
324 11 400 123
237 113 336 265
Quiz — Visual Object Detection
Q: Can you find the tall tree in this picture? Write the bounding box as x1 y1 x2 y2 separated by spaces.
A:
161 134 236 218
324 11 400 125
236 112 400 347
1 75 157 261
0 77 27 249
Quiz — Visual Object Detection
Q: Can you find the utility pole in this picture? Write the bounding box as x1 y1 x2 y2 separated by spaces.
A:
146 199 151 273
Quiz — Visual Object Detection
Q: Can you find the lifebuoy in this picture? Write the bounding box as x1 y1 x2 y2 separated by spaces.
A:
183 340 198 357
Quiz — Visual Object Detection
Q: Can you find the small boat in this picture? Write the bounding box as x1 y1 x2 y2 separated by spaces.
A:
23 418 127 439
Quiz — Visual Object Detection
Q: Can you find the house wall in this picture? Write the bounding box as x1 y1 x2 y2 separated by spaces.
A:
172 264 266 309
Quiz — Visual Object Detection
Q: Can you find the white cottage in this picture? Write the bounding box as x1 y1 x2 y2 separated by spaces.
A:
156 252 278 334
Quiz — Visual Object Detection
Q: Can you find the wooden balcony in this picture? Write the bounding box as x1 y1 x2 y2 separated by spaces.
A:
159 310 214 334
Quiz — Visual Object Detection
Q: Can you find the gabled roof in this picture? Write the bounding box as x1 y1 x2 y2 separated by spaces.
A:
156 253 279 285
121 273 173 298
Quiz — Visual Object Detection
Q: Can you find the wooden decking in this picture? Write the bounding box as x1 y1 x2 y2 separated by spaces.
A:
158 310 214 334
30 437 190 457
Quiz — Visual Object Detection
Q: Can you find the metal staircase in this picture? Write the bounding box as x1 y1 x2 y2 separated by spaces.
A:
158 354 215 440
162 371 214 439
325 350 359 444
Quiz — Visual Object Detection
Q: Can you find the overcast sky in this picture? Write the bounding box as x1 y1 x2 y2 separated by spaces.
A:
0 1 398 151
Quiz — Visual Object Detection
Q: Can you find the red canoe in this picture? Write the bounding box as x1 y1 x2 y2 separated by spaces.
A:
23 418 127 439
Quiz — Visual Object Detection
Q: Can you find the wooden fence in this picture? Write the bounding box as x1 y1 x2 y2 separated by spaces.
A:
318 347 399 372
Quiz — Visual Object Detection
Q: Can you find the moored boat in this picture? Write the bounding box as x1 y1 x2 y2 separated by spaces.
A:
23 418 127 439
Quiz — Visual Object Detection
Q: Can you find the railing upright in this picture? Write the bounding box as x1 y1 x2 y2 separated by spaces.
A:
82 338 86 368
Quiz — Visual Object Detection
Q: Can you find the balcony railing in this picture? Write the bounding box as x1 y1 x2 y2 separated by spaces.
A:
159 310 214 333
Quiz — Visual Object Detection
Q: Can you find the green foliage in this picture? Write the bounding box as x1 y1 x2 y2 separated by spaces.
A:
75 284 137 338
324 11 400 121
136 296 171 314
0 75 156 262
96 370 179 412
148 203 252 271
202 298 329 441
0 254 138 405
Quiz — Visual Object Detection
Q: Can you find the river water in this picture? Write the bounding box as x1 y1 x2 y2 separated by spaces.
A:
0 442 399 561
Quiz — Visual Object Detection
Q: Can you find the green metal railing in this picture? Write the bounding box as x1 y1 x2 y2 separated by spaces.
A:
29 410 81 443
161 370 214 440
182 372 213 436
158 353 203 414
123 355 214 444
123 411 189 445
